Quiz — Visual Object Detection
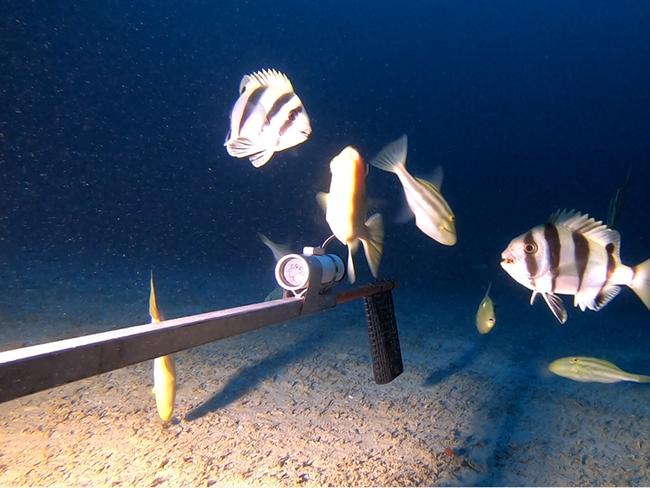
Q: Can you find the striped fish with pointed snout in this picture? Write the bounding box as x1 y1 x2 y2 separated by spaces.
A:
501 210 650 324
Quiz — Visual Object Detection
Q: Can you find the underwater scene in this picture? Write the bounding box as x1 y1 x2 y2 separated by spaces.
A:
1 1 649 486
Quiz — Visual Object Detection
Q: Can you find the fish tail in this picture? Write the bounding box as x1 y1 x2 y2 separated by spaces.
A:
149 271 163 323
635 374 650 383
369 135 408 174
630 258 650 310
347 241 359 284
361 213 384 279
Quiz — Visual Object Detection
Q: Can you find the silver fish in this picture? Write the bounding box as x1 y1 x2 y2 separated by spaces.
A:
369 135 456 246
501 210 650 324
225 69 311 167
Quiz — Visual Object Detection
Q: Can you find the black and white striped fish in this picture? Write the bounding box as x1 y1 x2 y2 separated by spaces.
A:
369 135 457 246
225 69 311 168
500 210 650 324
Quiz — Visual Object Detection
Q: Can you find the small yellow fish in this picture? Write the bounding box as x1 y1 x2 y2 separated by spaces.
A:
549 356 650 384
317 146 383 283
150 272 176 422
476 282 496 334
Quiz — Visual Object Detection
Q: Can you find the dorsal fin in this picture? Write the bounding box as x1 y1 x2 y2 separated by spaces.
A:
484 282 492 299
417 166 444 190
550 209 620 254
239 69 293 94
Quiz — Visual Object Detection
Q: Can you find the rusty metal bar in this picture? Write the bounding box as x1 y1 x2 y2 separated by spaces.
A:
0 297 304 403
0 281 396 403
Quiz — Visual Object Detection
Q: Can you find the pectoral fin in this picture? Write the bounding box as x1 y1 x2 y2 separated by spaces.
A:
346 241 358 284
316 192 329 213
542 293 567 324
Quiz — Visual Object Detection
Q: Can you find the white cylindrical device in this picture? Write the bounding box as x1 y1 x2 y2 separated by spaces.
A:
275 252 345 292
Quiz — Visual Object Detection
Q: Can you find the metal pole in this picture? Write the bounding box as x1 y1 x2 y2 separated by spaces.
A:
0 281 395 403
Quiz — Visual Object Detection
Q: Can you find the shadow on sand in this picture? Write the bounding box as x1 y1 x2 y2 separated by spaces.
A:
423 338 488 387
185 327 331 421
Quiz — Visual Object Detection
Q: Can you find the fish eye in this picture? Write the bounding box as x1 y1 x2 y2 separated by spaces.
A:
449 215 455 222
524 242 537 254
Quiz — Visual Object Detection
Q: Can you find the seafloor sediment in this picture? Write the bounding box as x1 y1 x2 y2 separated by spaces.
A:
0 262 648 486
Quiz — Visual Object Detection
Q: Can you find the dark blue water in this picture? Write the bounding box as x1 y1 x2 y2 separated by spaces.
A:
1 1 650 484
4 1 649 281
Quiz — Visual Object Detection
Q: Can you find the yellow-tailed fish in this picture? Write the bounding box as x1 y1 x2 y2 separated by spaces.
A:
476 282 496 334
549 356 650 384
501 210 650 324
150 272 176 422
258 232 291 262
317 146 383 284
225 69 311 167
369 134 456 246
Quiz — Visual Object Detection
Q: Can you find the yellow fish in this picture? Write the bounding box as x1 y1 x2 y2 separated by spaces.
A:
549 356 650 384
317 146 383 283
476 282 496 334
150 272 176 422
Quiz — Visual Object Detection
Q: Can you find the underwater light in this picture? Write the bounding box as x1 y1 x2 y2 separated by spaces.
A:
275 246 345 294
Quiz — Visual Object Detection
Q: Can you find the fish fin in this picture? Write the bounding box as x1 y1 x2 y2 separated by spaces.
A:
315 192 329 213
361 213 384 278
593 285 622 310
249 148 276 167
347 241 358 284
530 290 539 305
244 69 294 92
149 271 163 323
369 134 408 173
226 135 273 163
484 282 492 299
258 233 290 262
575 286 620 312
394 193 415 224
550 210 621 254
635 374 650 383
264 287 284 302
366 197 387 213
631 258 650 310
542 293 567 324
418 166 444 190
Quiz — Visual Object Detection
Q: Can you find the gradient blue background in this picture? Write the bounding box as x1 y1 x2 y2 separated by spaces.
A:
2 0 649 305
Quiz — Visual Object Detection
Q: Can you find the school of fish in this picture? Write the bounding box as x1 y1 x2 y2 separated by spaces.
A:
221 68 649 388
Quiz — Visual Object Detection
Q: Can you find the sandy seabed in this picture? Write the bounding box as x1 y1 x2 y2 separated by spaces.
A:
0 262 649 487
